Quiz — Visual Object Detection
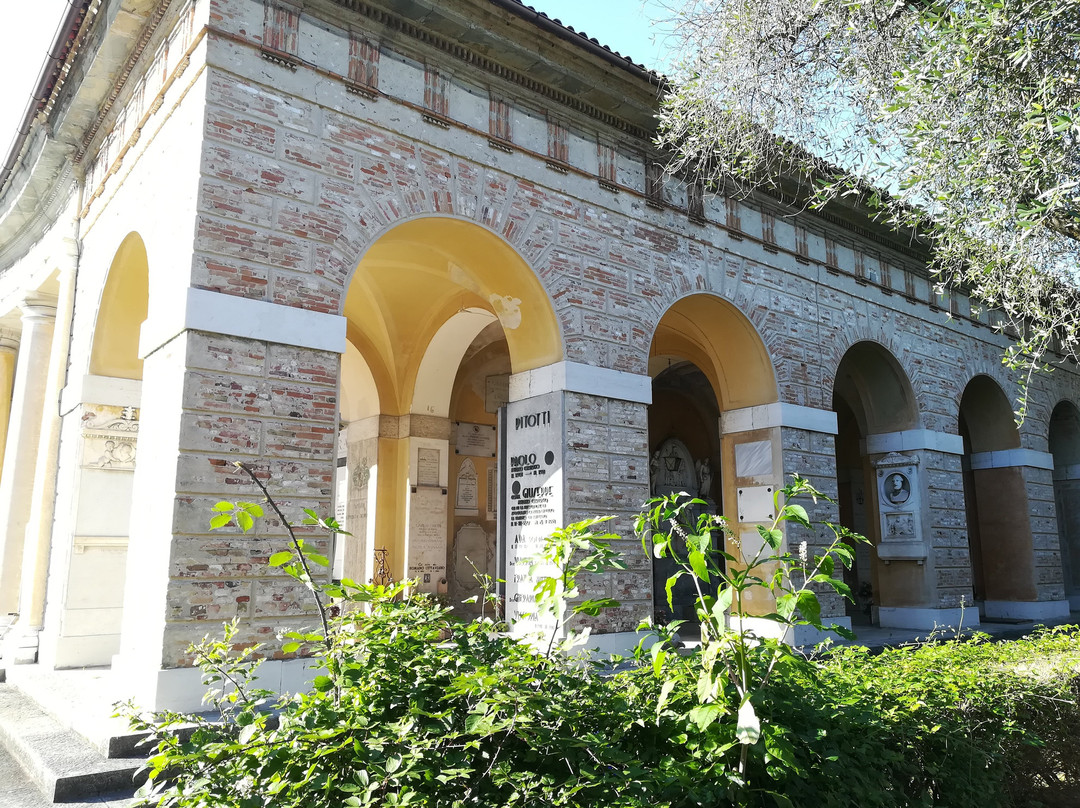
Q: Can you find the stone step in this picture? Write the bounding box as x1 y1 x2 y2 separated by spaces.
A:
0 684 144 803
0 743 132 808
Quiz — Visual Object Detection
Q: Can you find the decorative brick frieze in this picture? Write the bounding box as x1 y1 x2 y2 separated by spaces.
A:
347 34 379 97
261 0 300 68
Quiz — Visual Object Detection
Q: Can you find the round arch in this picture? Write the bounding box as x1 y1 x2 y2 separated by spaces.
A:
343 217 562 416
646 293 777 622
831 340 920 625
89 232 149 379
649 293 777 409
833 340 919 436
959 375 1020 453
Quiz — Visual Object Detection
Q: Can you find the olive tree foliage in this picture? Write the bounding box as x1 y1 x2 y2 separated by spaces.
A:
658 0 1080 414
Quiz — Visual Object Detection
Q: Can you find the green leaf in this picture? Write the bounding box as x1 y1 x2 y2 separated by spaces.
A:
212 501 234 512
656 679 676 720
237 723 259 745
575 597 619 616
665 573 681 610
235 511 254 533
736 698 761 745
650 641 667 677
758 525 783 551
776 593 797 620
312 675 334 692
209 513 232 530
782 503 810 526
281 641 301 654
689 703 724 731
688 550 710 583
268 551 293 567
796 589 821 625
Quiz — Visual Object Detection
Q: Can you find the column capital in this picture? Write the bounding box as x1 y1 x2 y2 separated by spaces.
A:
720 402 838 435
19 294 58 321
509 361 652 404
0 328 18 352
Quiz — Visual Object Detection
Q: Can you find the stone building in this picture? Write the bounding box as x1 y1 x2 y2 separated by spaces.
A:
0 0 1077 711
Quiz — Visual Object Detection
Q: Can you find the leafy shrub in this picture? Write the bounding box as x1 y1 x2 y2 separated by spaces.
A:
125 469 1080 808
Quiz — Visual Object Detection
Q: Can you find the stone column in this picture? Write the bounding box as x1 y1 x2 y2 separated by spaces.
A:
0 297 57 616
968 448 1070 620
113 288 346 712
862 428 973 630
0 330 19 488
505 361 652 648
721 402 852 644
8 263 78 662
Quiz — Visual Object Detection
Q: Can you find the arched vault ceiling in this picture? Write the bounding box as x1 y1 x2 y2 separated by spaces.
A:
343 218 561 414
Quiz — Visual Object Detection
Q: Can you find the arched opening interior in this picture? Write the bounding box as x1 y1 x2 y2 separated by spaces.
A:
648 294 777 623
337 217 561 591
958 375 1033 609
89 233 149 379
1049 400 1080 607
49 233 148 667
832 341 919 625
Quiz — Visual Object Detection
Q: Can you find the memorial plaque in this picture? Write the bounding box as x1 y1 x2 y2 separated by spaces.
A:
407 486 447 593
455 422 497 457
504 391 565 639
735 439 773 478
455 457 479 514
334 460 348 527
486 465 498 521
417 447 440 487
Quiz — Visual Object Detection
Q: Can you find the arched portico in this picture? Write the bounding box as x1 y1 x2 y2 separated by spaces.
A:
38 233 148 668
336 216 562 609
649 294 782 623
832 341 942 628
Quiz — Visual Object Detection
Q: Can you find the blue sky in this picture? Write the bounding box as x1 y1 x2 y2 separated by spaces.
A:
524 0 674 70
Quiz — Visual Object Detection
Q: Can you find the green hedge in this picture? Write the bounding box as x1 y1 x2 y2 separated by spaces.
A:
130 596 1080 808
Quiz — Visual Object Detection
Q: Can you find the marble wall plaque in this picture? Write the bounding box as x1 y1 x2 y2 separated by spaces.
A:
455 457 479 514
417 447 440 487
455 422 497 457
504 391 564 638
407 486 448 592
737 485 776 523
735 439 772 478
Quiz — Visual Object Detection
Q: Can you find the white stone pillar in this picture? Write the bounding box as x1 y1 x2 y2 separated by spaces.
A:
0 297 57 616
0 330 19 488
8 262 79 662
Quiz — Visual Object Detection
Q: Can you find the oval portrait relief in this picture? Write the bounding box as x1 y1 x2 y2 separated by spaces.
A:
884 472 911 506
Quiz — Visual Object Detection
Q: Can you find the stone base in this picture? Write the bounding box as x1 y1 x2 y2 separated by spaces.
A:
1069 593 1080 612
38 633 122 670
877 606 979 631
730 616 854 648
112 655 324 713
580 630 656 659
0 623 41 665
982 599 1071 621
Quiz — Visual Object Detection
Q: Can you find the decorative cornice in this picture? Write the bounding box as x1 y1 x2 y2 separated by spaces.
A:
75 0 175 164
328 0 654 141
